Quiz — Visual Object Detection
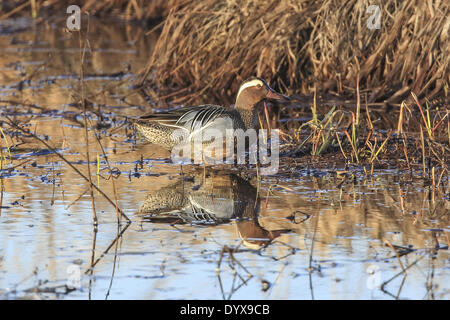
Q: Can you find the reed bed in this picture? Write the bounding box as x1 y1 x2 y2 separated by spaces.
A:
137 0 449 105
3 0 449 104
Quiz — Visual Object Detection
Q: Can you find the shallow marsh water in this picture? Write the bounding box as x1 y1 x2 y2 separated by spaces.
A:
0 19 448 300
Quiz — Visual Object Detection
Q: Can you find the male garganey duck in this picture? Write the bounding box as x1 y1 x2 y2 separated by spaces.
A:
134 77 289 152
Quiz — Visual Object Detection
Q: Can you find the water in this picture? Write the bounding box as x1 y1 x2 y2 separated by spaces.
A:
0 18 448 300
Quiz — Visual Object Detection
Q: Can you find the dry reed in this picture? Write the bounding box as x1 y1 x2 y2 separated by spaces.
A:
137 0 449 104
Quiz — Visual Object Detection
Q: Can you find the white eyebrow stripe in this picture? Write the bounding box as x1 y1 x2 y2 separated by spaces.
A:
236 79 264 100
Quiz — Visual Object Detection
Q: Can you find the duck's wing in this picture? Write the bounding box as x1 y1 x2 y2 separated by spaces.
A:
138 105 228 132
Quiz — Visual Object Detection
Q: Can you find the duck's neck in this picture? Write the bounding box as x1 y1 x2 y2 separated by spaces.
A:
235 93 259 129
235 106 258 129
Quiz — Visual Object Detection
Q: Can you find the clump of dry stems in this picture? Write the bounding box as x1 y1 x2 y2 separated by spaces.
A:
138 0 449 104
3 1 448 104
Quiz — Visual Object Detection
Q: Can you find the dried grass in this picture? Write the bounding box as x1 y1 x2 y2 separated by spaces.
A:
138 0 450 103
2 0 448 103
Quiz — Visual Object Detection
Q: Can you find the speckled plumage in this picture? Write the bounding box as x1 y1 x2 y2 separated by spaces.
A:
134 121 182 149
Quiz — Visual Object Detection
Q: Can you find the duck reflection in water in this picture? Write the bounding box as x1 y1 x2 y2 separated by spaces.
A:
137 171 291 249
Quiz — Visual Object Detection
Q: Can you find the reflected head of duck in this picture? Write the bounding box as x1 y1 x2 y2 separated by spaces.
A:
236 219 290 250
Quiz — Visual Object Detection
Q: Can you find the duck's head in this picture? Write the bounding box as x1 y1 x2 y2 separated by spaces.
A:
235 77 290 110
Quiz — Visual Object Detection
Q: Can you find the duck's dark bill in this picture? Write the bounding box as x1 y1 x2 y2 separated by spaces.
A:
266 89 290 101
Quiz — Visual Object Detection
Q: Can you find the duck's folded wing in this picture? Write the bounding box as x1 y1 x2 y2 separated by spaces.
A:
138 105 227 132
176 105 227 132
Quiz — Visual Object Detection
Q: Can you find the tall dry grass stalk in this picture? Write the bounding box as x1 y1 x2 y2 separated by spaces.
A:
138 0 449 104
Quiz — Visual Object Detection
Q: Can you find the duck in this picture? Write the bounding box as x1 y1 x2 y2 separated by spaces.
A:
134 77 289 152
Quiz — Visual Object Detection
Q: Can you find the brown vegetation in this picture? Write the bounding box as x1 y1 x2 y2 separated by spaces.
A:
2 1 449 105
0 0 182 21
138 0 449 105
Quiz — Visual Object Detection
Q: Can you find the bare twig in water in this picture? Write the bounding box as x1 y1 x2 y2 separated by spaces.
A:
308 212 320 300
4 117 130 222
77 19 98 227
84 222 131 275
105 223 122 300
216 244 253 300
88 221 98 300
381 255 425 298
384 239 406 274
91 126 122 223
65 187 89 210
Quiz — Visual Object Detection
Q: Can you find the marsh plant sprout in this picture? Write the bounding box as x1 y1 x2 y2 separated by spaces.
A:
366 5 381 30
171 126 280 175
66 5 81 31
